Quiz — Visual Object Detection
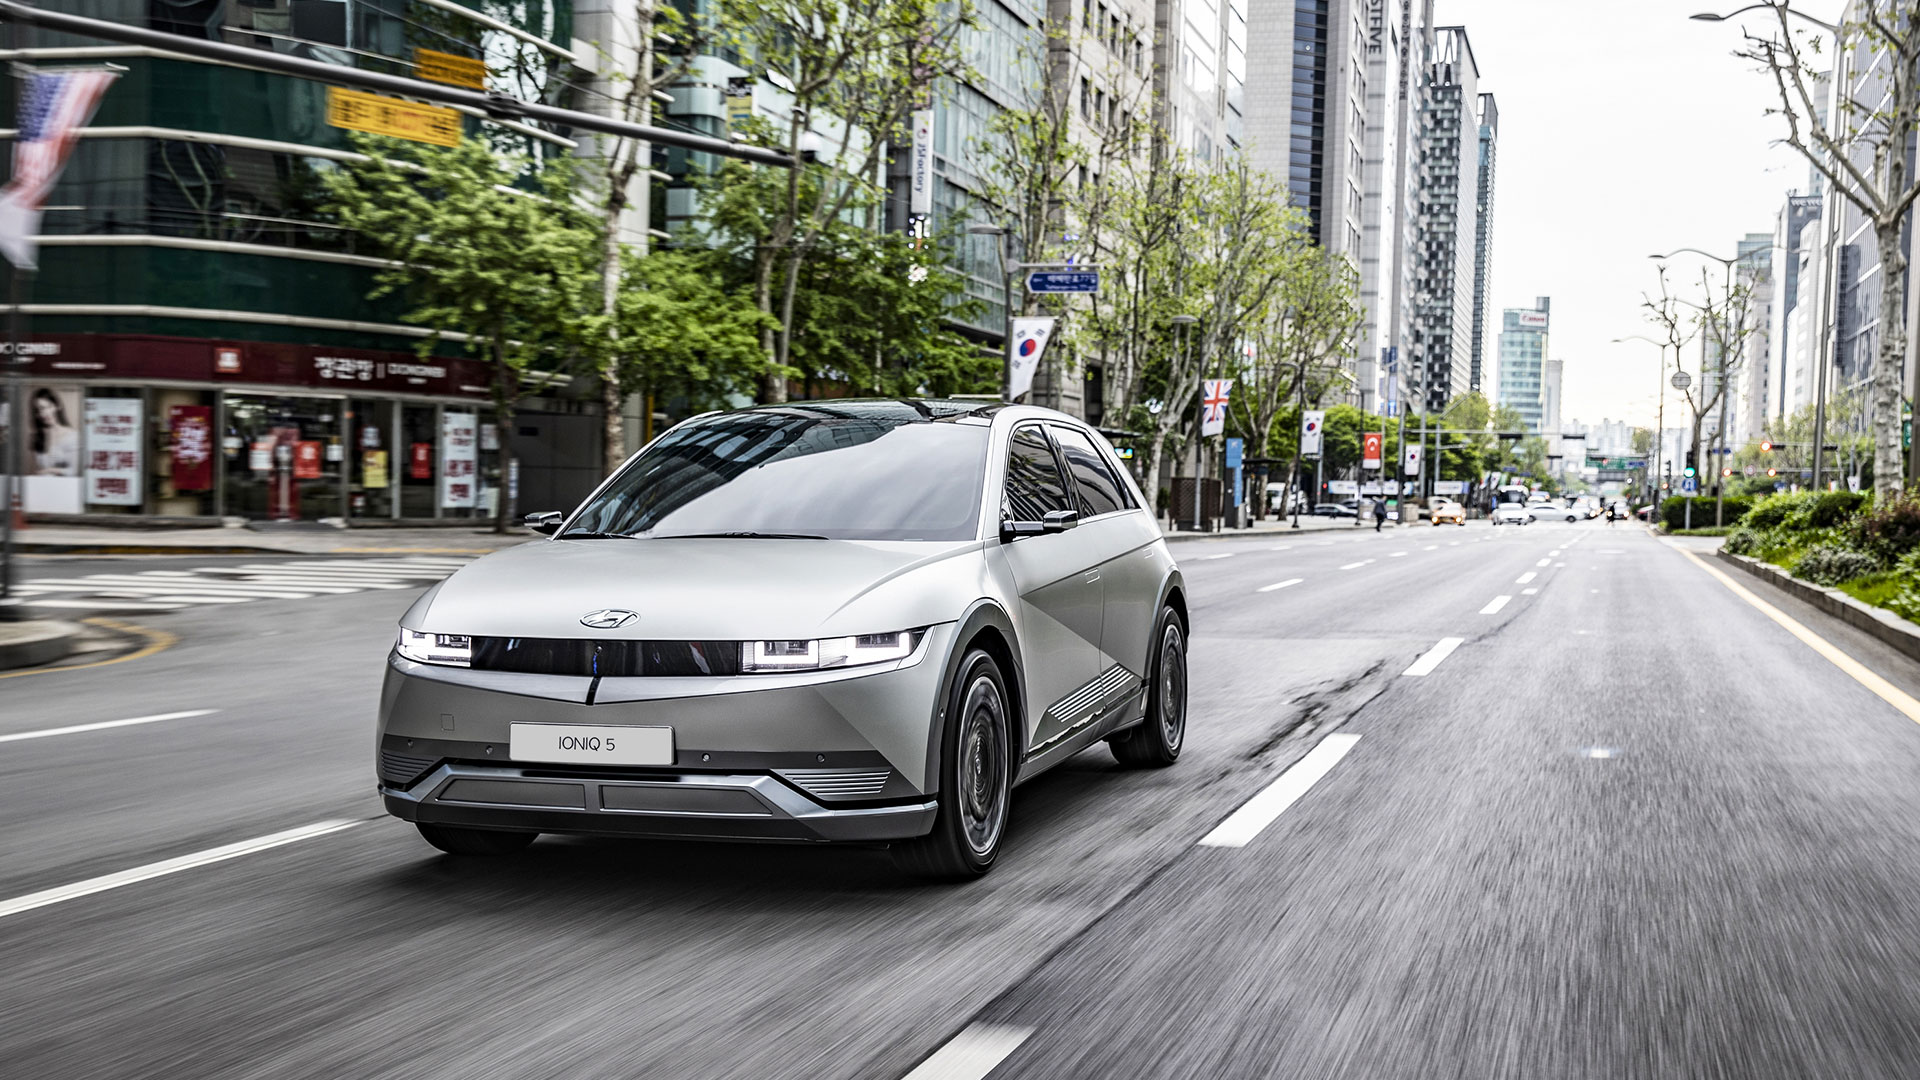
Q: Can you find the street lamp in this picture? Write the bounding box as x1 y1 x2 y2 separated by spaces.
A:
1689 4 1839 32
968 223 1016 402
1613 334 1671 505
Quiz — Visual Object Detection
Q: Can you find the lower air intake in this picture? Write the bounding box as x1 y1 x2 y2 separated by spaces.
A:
777 768 892 800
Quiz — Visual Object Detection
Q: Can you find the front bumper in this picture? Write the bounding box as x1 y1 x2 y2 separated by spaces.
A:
382 761 936 842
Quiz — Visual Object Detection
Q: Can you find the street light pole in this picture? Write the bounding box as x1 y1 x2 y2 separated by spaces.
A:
1613 335 1670 506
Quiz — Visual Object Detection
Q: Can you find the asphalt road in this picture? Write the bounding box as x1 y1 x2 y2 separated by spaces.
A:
6 520 1920 1078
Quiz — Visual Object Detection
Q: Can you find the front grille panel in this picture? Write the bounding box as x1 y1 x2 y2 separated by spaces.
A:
470 637 743 677
778 768 893 800
379 750 439 787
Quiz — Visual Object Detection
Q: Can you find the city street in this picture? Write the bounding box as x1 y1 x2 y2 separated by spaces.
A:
8 520 1920 1078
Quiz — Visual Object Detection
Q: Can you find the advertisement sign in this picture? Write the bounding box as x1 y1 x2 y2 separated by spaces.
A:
1516 311 1549 329
249 440 272 472
1200 379 1233 437
413 48 486 89
364 449 390 489
168 404 213 491
909 109 934 216
1328 480 1358 495
410 442 433 480
25 385 81 476
83 397 142 505
1008 317 1055 401
293 440 323 480
1362 431 1383 470
326 86 461 148
1433 480 1467 496
1300 410 1324 457
440 411 478 508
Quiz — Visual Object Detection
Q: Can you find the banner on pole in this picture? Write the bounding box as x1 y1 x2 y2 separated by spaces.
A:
0 68 120 270
1403 443 1421 476
909 110 934 216
1300 409 1324 457
1200 379 1233 437
1362 431 1383 470
1007 317 1054 401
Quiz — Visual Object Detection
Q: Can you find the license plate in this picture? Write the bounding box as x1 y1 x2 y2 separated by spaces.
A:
509 723 673 766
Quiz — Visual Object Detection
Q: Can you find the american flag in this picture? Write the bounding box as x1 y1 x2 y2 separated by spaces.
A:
1200 378 1233 436
0 69 119 270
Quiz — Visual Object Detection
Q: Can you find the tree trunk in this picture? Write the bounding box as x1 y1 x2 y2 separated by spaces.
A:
600 185 628 475
755 244 784 404
1874 222 1907 499
492 335 518 535
1143 426 1169 520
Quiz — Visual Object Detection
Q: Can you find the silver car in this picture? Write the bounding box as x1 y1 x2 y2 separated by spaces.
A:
377 400 1188 878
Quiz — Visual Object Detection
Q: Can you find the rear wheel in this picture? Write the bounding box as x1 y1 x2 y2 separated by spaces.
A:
1110 608 1187 768
892 650 1012 880
416 823 537 856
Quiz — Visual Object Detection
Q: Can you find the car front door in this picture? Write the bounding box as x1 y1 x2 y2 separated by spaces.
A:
992 423 1103 758
1049 423 1159 713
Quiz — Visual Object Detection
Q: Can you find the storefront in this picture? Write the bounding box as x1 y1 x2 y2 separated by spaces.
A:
4 333 509 523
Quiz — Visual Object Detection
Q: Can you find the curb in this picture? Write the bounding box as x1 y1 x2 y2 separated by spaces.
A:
1713 548 1920 665
0 619 83 670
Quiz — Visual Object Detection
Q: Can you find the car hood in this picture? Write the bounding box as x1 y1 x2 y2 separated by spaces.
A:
405 537 987 640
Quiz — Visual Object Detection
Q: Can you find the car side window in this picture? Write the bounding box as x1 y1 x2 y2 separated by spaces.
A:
1050 425 1130 517
1004 425 1071 521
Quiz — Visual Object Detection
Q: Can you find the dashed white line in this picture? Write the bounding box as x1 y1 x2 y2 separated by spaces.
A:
1389 551 1408 558
0 819 362 921
1198 733 1363 848
1480 595 1512 615
1522 587 1538 595
1339 560 1372 570
0 709 218 744
1268 545 1294 552
1258 578 1305 593
1403 637 1464 677
1515 571 1537 584
1535 558 1552 567
1549 550 1562 557
1423 545 1438 551
901 1024 1034 1080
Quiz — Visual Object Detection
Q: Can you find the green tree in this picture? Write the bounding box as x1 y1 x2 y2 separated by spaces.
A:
616 247 773 418
324 136 601 532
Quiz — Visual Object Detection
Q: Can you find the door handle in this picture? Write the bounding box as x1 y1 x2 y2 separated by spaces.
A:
1084 571 1101 583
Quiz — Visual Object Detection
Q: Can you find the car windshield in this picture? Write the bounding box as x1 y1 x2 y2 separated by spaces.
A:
562 407 989 542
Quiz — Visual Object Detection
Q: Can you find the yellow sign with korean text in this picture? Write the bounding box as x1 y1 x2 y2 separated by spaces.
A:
325 87 462 148
414 48 487 90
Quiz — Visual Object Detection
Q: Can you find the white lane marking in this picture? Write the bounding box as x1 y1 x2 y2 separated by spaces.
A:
6 596 187 611
901 1023 1034 1080
1549 550 1562 557
1268 545 1294 552
1199 733 1363 848
1316 541 1335 546
0 709 217 744
1257 578 1305 593
1403 637 1464 677
1389 551 1408 557
1480 595 1512 615
26 577 313 599
130 572 368 594
1555 562 1567 568
1449 541 1461 547
0 819 362 921
1339 560 1372 570
1516 571 1537 584
1199 552 1237 560
1536 558 1551 567
11 582 257 603
1522 588 1539 595
1424 545 1437 551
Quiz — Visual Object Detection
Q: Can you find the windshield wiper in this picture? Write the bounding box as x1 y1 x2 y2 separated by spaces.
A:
653 531 829 540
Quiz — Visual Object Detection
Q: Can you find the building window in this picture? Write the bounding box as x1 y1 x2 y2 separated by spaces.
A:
1081 77 1092 119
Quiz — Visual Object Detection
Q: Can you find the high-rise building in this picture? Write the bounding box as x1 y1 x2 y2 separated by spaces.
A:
1497 298 1550 432
1471 93 1498 395
1767 194 1823 420
1411 26 1480 412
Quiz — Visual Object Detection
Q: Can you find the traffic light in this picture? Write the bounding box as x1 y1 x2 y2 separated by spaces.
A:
1760 440 1773 452
1722 467 1733 478
1684 449 1697 478
1767 467 1778 477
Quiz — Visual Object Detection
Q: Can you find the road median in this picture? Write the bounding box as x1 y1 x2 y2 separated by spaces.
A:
1714 547 1920 665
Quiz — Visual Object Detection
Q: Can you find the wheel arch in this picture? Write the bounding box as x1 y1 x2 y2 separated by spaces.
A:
921 600 1027 794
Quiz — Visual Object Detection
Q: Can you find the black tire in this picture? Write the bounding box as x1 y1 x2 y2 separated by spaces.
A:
892 650 1013 880
1110 608 1187 768
417 823 537 856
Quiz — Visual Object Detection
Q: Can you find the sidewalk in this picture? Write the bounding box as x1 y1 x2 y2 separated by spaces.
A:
1160 514 1410 542
8 523 532 556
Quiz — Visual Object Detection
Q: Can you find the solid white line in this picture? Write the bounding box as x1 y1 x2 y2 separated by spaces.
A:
1522 587 1538 595
901 1023 1033 1080
1258 578 1304 593
1198 733 1363 848
0 709 217 744
1339 560 1371 570
1516 571 1537 584
0 819 361 921
1402 637 1464 677
1480 595 1512 615
1536 558 1551 567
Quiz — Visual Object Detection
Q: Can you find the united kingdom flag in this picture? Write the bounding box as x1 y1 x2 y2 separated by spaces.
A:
1200 378 1233 437
0 68 120 270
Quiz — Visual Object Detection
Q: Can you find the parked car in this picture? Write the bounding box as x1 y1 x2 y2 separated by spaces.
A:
1265 483 1308 515
1491 502 1533 525
1313 502 1358 517
1429 499 1467 526
377 400 1188 880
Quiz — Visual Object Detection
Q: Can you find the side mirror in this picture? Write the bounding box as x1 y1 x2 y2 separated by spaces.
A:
524 511 564 536
1042 509 1080 533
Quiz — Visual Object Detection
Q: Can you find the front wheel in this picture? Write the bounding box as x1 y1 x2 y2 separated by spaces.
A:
1110 608 1187 768
416 823 536 856
892 650 1013 880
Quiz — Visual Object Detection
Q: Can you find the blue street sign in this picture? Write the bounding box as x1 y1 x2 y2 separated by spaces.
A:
1680 476 1699 495
1225 437 1243 469
1026 270 1099 293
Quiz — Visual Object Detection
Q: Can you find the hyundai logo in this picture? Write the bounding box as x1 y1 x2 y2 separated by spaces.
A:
579 609 639 629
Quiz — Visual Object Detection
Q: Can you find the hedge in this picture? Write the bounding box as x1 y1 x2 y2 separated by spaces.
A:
1661 495 1752 531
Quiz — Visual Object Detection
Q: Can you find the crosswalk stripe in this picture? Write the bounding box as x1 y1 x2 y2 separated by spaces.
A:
40 577 320 598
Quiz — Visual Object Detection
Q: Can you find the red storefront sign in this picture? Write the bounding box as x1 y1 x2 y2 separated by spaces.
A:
293 440 324 480
15 334 491 399
410 442 433 480
168 404 214 491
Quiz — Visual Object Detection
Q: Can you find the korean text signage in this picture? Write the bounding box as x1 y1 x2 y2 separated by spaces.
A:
440 412 478 508
84 398 142 506
326 87 461 148
909 110 934 216
1026 271 1099 293
168 404 213 491
413 48 486 90
293 441 323 481
1362 431 1383 470
1300 410 1324 457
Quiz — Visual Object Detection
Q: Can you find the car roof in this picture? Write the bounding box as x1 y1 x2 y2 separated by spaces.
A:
733 399 1001 423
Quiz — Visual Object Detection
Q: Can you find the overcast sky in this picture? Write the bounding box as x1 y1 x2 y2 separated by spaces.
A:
1437 0 1824 432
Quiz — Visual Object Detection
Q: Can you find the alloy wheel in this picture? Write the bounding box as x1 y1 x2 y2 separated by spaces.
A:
957 673 1009 857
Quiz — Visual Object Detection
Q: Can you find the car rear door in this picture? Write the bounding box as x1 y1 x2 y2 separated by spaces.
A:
1049 423 1158 710
992 423 1103 757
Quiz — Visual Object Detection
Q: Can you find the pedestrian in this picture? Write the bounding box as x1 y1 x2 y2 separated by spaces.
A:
1373 497 1388 532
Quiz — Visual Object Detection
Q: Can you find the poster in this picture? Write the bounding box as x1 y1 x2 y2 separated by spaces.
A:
439 411 477 508
168 404 213 491
410 442 433 480
293 440 323 480
249 441 272 472
364 449 390 489
84 397 143 506
27 385 82 476
361 423 382 449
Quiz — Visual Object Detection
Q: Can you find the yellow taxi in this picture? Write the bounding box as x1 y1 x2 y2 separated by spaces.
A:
1429 498 1468 526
